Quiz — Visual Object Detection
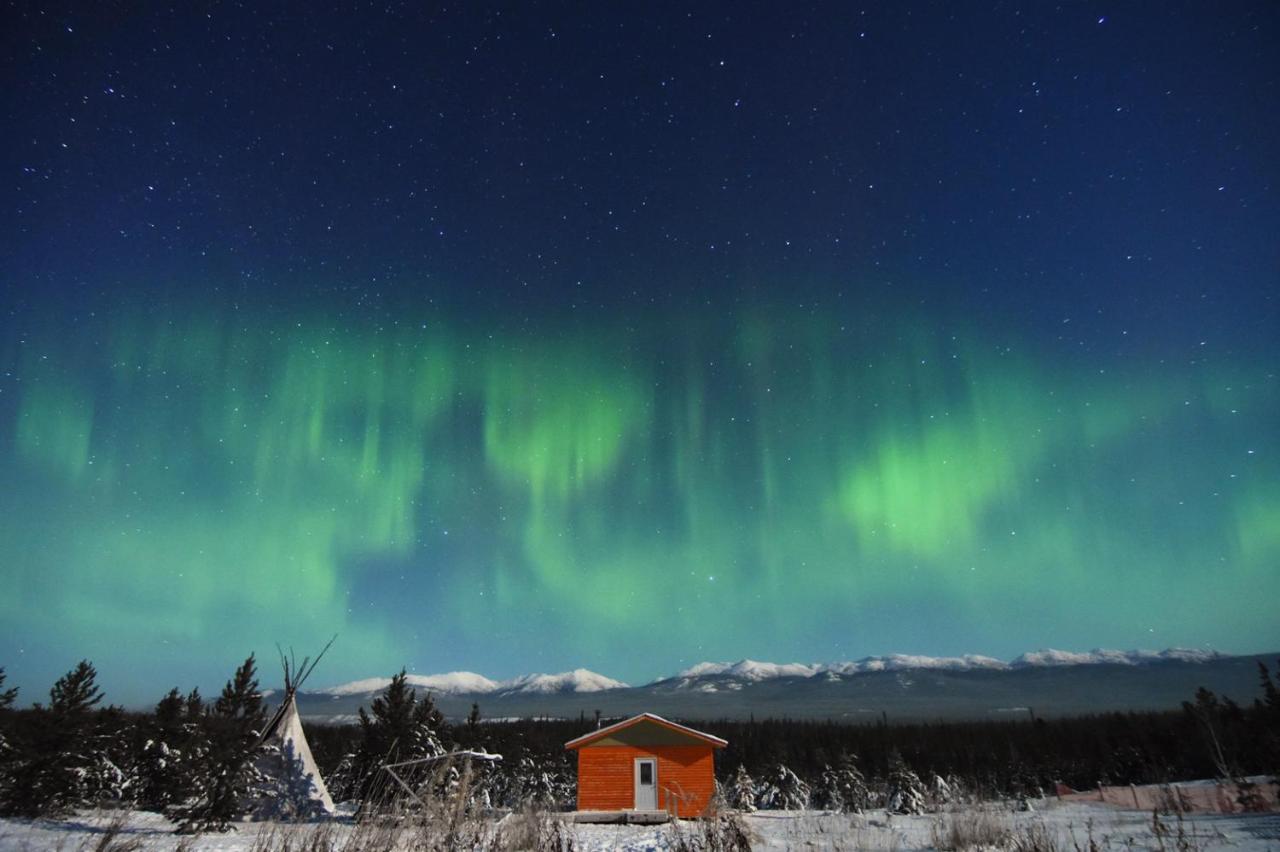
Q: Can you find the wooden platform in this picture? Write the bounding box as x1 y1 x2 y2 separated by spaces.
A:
571 809 672 824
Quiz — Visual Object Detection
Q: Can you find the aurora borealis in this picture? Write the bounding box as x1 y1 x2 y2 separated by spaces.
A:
2 4 1278 702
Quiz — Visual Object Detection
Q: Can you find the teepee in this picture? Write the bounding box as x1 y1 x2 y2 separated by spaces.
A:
252 639 337 818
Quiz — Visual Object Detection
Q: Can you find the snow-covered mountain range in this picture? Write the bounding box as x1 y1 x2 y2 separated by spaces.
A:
298 648 1268 723
321 667 627 697
319 648 1224 697
667 648 1223 682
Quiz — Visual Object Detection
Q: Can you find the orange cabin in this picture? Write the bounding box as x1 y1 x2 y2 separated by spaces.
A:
565 713 728 818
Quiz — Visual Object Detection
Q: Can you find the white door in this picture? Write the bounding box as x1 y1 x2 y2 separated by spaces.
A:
633 757 657 810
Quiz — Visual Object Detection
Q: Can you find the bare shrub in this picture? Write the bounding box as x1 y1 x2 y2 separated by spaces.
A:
853 818 905 852
930 808 1013 850
492 806 577 851
668 814 753 851
1009 820 1061 852
1234 778 1269 813
761 812 905 852
247 822 343 852
344 815 408 852
246 824 280 852
1067 818 1103 852
1150 808 1213 852
1156 785 1192 815
79 813 142 852
247 824 292 852
341 753 512 851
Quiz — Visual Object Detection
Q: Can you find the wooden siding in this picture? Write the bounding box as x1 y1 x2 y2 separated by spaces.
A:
576 744 716 818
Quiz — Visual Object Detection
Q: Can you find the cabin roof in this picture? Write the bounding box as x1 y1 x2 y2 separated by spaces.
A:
564 712 728 749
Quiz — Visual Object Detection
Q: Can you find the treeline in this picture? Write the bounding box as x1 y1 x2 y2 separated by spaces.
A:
706 687 1279 796
0 661 575 828
1 659 1277 825
0 656 288 830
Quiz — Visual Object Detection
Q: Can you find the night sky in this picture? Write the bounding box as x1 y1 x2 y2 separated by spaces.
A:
2 3 1277 703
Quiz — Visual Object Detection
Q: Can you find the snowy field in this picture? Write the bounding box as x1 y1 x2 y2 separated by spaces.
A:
2 799 1279 852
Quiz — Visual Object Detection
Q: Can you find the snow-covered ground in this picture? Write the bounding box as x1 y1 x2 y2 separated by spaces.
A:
2 799 1277 851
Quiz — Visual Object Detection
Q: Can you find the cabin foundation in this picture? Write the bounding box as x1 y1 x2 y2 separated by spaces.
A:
571 809 672 824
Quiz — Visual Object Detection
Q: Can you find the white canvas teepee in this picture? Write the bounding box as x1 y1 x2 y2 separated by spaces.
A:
253 640 337 818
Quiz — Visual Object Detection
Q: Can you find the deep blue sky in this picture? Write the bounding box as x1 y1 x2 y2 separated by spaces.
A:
1 3 1277 705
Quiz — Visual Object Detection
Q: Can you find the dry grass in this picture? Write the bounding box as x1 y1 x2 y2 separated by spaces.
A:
931 807 1014 850
240 754 578 851
742 812 904 852
491 808 577 851
844 820 904 852
238 809 578 852
667 813 753 851
248 822 342 852
69 812 143 852
1009 821 1061 852
1150 808 1215 852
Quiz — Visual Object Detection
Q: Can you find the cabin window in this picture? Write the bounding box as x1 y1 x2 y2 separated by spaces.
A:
639 761 653 785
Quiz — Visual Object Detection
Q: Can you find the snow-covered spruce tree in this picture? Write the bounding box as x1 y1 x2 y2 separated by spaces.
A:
1008 766 1042 811
757 764 810 811
507 755 559 809
139 688 183 811
82 704 139 807
484 760 513 809
178 655 267 833
410 691 446 761
927 772 965 809
884 750 926 815
324 750 359 803
466 702 482 738
1 660 108 816
0 661 135 814
0 669 17 806
754 778 778 809
813 766 838 811
725 764 758 812
1260 661 1280 793
139 687 205 813
814 752 871 813
0 668 14 717
464 754 500 810
351 669 448 805
551 756 576 809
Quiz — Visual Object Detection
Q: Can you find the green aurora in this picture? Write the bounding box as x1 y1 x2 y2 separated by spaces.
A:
1 295 1277 697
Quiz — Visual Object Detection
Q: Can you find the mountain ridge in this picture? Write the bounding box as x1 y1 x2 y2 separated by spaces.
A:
298 650 1274 723
320 667 628 698
317 647 1229 698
